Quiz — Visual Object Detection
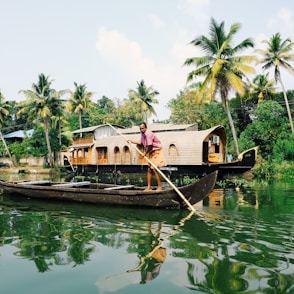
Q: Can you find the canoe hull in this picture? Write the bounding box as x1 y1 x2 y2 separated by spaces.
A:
0 171 217 209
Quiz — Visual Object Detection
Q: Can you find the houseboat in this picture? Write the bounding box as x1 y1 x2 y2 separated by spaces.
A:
62 123 257 177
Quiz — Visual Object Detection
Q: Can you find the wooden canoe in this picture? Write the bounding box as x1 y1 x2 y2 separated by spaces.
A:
0 171 217 209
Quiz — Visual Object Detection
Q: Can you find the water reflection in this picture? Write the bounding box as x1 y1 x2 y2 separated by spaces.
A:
0 177 294 293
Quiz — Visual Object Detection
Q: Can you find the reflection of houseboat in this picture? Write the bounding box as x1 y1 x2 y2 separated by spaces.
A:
63 123 257 177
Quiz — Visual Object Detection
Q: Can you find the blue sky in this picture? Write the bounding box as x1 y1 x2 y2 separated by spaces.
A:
1 0 294 120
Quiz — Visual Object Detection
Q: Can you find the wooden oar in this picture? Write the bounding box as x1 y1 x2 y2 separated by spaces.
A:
107 123 196 212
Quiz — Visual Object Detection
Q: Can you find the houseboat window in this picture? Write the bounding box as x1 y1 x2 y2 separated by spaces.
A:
97 147 108 164
169 144 178 161
123 146 131 164
77 149 83 158
84 148 88 159
114 146 120 164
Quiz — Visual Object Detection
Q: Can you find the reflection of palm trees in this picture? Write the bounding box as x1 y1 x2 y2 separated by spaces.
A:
183 194 294 293
7 210 96 272
67 226 96 266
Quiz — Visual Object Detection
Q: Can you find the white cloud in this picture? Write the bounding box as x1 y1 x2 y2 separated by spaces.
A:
177 0 209 22
253 33 268 51
96 27 150 73
95 26 193 120
267 7 294 34
148 13 165 29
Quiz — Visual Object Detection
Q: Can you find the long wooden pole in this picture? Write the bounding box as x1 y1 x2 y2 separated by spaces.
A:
108 123 196 212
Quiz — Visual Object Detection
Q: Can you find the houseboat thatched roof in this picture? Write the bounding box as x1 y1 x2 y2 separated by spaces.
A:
120 123 198 134
72 123 199 135
72 124 124 134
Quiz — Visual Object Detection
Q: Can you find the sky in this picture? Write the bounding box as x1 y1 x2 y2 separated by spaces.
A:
1 0 294 121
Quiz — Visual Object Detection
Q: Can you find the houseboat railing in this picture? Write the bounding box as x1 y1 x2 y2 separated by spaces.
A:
73 136 94 145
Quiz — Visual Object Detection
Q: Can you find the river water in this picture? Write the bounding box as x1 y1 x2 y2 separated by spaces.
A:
0 172 293 294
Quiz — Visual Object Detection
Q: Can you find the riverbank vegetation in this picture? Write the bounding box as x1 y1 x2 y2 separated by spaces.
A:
0 18 293 180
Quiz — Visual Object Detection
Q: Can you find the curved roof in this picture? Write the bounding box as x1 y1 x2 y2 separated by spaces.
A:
156 125 226 164
120 123 198 134
72 124 124 134
93 125 226 165
3 129 34 139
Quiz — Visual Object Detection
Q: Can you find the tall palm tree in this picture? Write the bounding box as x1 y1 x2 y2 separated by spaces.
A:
250 73 276 103
67 82 94 137
183 18 256 156
0 91 10 125
18 73 64 167
255 33 294 132
0 91 16 166
128 80 159 122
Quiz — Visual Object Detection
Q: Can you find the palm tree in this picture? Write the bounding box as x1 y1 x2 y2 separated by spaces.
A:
0 91 10 125
255 33 294 132
18 73 65 167
183 18 256 156
0 91 16 166
250 73 276 103
67 82 94 137
128 80 159 122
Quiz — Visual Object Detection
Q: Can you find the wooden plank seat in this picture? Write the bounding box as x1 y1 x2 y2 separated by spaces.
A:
104 185 135 190
52 181 91 188
18 180 51 185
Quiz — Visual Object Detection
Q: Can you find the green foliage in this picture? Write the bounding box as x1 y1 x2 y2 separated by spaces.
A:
67 82 95 130
231 96 254 134
0 141 7 157
65 112 80 131
7 126 71 163
168 90 229 129
271 160 294 179
128 80 159 122
9 140 31 162
253 158 294 180
23 129 48 157
253 158 275 179
238 101 288 159
273 133 294 161
107 99 144 127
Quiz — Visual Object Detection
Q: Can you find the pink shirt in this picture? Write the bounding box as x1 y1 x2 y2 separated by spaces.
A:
141 129 162 152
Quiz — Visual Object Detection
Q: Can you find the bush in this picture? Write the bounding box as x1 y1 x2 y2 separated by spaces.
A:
273 133 294 161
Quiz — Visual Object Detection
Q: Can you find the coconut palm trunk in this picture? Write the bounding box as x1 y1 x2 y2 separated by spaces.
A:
223 102 240 155
0 130 17 167
278 77 294 132
79 111 83 138
44 118 54 167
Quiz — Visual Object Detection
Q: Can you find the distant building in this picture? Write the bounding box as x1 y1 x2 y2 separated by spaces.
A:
3 130 34 142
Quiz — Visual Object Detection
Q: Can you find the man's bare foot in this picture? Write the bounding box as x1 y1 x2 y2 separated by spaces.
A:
156 188 163 191
144 188 152 192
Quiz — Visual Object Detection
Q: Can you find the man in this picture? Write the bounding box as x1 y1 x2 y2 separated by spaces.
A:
128 122 166 191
